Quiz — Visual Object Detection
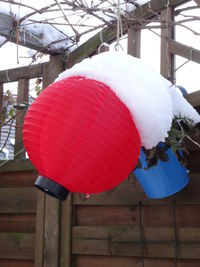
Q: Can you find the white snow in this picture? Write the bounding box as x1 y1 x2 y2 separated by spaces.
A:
56 51 200 149
0 3 73 51
0 36 6 46
168 84 200 123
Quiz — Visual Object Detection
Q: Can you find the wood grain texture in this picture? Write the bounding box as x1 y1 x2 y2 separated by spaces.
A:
0 233 34 260
0 214 35 233
169 40 200 64
34 191 45 267
160 8 175 82
0 160 35 173
0 171 37 187
75 204 200 227
0 188 36 213
60 194 73 267
42 55 64 267
73 174 200 205
127 29 141 58
0 63 45 83
14 79 29 159
0 259 34 267
74 255 200 267
72 226 200 259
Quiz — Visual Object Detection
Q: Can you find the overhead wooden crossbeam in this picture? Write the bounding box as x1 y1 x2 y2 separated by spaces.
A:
194 0 200 5
67 0 190 67
0 0 190 56
169 40 200 64
0 12 64 55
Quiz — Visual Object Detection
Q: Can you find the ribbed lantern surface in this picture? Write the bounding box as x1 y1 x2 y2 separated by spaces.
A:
23 76 141 195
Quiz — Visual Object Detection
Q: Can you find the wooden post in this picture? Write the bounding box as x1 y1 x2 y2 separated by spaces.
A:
0 83 3 144
34 191 45 267
127 28 141 58
33 55 64 267
160 7 175 82
14 79 29 159
60 194 72 267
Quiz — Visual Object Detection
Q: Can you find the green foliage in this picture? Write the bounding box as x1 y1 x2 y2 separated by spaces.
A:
136 115 198 170
2 90 16 122
35 78 42 96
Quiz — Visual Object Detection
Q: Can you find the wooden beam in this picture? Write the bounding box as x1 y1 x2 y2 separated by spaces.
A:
0 63 46 83
194 0 200 5
41 55 64 267
60 194 73 267
0 233 34 260
0 13 63 54
67 0 190 67
72 226 200 259
34 191 45 267
185 90 200 108
0 188 36 213
127 29 141 58
169 40 200 64
160 7 175 82
73 174 200 206
14 79 29 159
0 159 35 172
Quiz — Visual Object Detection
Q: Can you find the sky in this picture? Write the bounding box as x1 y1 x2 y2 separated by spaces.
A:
0 0 199 94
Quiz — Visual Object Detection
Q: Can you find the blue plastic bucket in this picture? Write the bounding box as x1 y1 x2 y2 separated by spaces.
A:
133 146 189 199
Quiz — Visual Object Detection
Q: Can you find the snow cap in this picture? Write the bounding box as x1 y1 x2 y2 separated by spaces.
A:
56 51 200 149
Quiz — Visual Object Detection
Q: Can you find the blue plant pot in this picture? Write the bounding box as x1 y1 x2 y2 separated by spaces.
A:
133 146 189 199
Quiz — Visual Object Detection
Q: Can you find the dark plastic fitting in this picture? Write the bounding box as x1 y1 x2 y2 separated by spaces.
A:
35 175 70 201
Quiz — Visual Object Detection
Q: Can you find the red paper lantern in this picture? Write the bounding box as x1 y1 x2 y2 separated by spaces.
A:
23 76 141 200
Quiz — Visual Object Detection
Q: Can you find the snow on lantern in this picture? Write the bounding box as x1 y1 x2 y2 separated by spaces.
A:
23 51 200 201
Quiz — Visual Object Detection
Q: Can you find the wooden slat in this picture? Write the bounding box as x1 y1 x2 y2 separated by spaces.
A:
42 55 64 88
0 171 36 187
72 226 200 259
34 191 45 267
0 214 35 233
73 174 200 205
60 194 73 267
185 90 200 108
0 83 3 143
0 233 34 260
0 63 45 83
169 40 200 64
14 79 29 159
0 159 35 173
0 188 36 213
73 226 200 242
44 196 61 267
127 29 141 58
0 259 34 267
160 8 175 82
74 255 200 267
75 204 200 227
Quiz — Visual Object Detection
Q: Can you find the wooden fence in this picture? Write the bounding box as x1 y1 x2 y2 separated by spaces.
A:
0 2 200 267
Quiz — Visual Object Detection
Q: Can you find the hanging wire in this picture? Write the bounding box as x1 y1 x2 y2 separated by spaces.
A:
115 0 124 51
